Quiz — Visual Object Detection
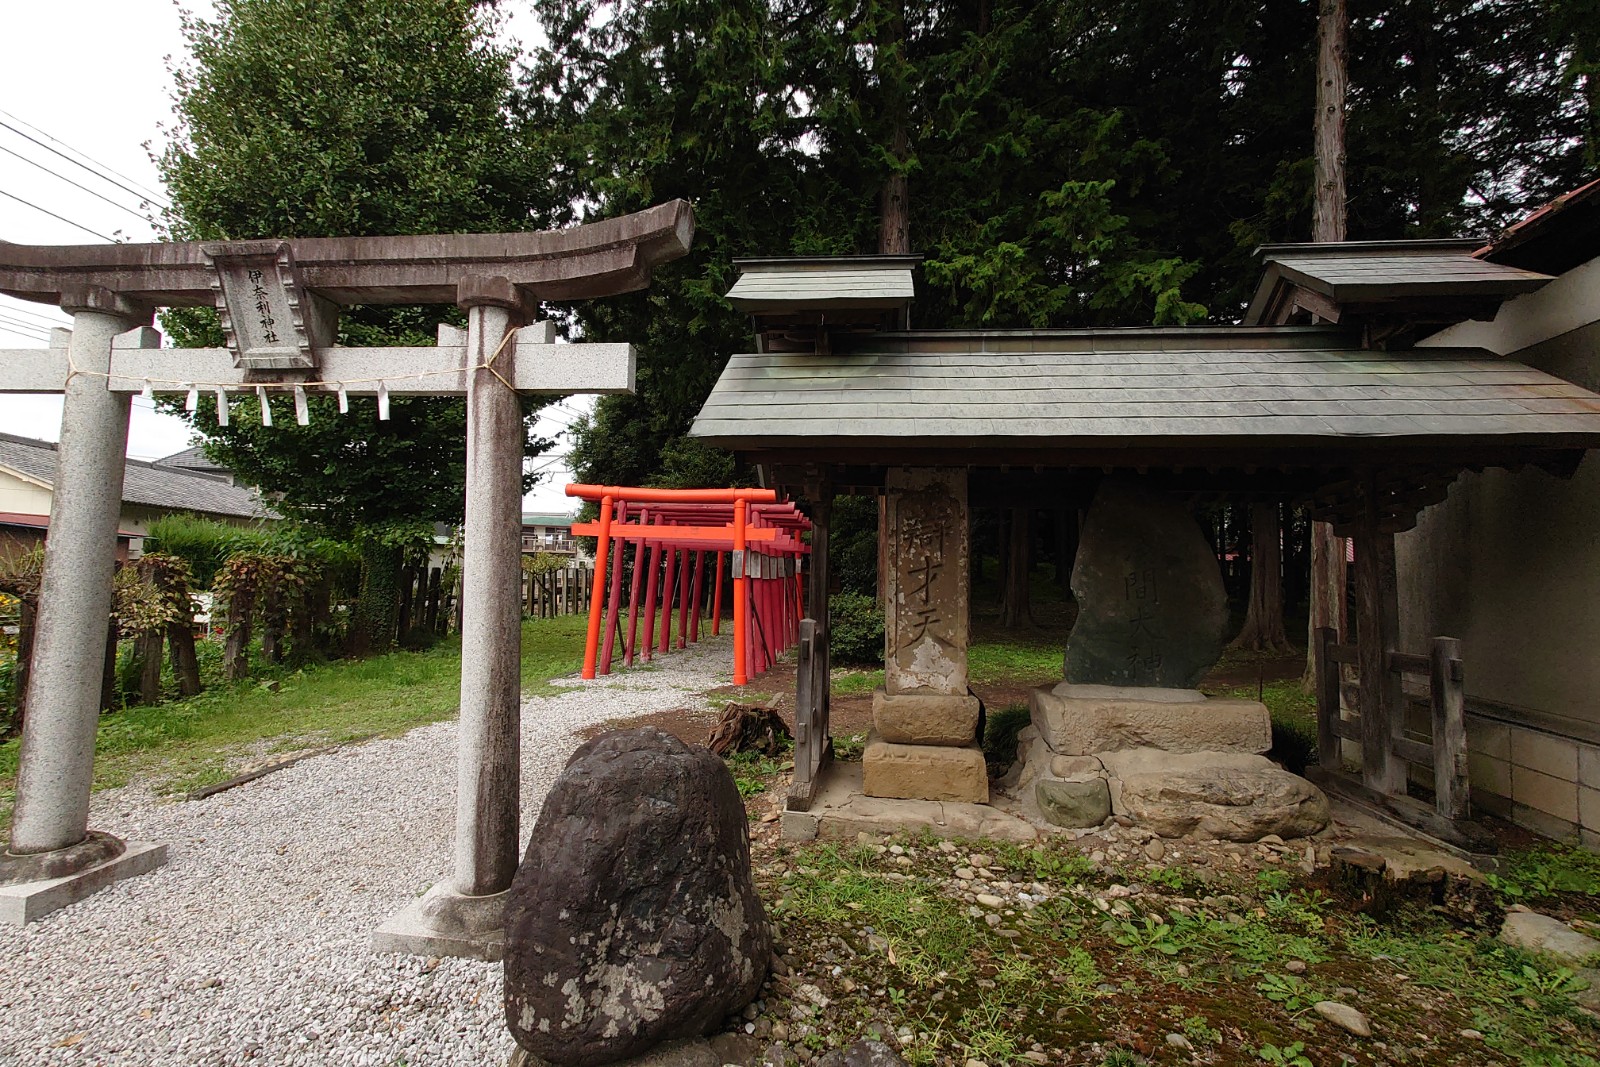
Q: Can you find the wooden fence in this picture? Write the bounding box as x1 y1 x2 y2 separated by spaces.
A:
1313 626 1469 824
523 564 593 618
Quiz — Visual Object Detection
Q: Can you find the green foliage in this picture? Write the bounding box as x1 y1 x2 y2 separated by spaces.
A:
828 592 884 666
157 0 556 539
1255 1041 1312 1067
724 750 783 798
1106 916 1181 956
1256 973 1317 1016
145 513 275 589
981 703 1031 774
829 496 880 598
1486 846 1600 901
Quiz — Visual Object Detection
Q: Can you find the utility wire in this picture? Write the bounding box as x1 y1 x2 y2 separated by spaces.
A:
0 318 50 341
0 188 115 241
0 143 151 223
0 107 171 207
0 301 70 326
0 119 168 216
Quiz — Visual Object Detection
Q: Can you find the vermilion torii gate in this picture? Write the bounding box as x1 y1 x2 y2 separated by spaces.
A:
565 484 811 684
0 202 692 949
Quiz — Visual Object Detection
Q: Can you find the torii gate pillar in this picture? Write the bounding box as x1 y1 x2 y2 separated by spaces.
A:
1 289 170 924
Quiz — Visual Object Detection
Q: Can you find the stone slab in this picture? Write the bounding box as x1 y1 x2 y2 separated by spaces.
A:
1063 479 1230 688
863 733 989 804
1101 748 1331 841
1030 685 1272 755
372 882 507 962
0 840 166 926
1051 682 1205 703
884 468 970 696
1036 778 1111 828
872 688 981 746
1499 910 1600 967
790 762 1034 843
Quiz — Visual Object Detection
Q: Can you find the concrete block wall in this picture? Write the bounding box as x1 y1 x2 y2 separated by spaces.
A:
1464 715 1600 847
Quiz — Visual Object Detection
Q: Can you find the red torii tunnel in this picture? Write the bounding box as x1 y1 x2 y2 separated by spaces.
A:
568 485 812 685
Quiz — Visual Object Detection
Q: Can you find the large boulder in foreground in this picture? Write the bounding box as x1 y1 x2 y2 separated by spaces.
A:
505 728 771 1066
1102 748 1330 841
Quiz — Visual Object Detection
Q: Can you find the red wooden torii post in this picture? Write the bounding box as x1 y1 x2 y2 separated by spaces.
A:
567 485 812 684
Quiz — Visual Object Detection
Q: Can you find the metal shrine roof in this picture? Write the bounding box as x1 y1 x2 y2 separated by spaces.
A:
725 256 919 312
689 326 1600 453
1243 239 1553 325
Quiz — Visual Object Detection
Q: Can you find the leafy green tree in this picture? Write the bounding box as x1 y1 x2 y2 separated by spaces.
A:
158 0 555 651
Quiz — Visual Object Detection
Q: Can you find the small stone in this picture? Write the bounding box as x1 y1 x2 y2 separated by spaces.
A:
1260 834 1284 845
976 894 1004 908
1144 838 1166 862
889 845 905 856
984 913 1002 927
1499 911 1600 966
968 854 993 868
1314 1001 1372 1037
773 1023 790 1043
939 841 957 853
965 1060 989 1067
1022 1053 1049 1064
744 1003 761 1021
1460 1029 1483 1041
954 867 977 880
1285 960 1307 974
1165 1033 1193 1050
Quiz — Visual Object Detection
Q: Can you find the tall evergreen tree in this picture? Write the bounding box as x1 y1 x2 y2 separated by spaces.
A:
158 0 554 652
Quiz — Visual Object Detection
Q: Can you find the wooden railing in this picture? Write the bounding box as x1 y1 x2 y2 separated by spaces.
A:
790 618 832 810
1314 627 1469 820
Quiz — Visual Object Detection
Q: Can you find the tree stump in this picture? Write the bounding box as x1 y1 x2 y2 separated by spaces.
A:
707 701 792 758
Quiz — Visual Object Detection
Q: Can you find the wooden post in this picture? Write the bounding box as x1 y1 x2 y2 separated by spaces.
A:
676 546 690 649
1315 626 1340 769
659 546 677 652
808 491 833 756
599 503 628 674
624 510 648 666
793 618 816 802
689 550 705 642
1354 480 1406 797
641 541 661 663
1431 635 1469 819
713 550 725 636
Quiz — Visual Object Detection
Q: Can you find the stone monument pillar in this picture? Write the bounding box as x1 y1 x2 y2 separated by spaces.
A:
863 468 988 803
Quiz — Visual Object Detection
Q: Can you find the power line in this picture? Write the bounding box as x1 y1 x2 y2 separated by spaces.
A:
0 119 168 218
0 301 70 326
0 318 50 341
0 143 151 223
0 188 115 241
0 107 171 207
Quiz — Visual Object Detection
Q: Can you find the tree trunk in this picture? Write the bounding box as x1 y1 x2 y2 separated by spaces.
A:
1307 0 1350 686
999 507 1033 629
877 1 911 257
224 594 253 682
101 616 119 711
167 620 201 697
137 629 164 705
425 566 442 633
260 584 286 664
9 598 35 737
350 539 403 656
1233 502 1293 652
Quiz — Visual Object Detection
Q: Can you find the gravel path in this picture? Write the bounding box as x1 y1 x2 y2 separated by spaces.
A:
0 638 733 1066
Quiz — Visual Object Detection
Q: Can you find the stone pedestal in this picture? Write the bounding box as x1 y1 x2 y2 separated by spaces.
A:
0 841 167 926
862 734 989 804
371 882 508 962
1029 683 1273 756
864 468 985 802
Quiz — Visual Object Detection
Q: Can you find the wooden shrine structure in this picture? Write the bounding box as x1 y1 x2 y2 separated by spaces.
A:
691 251 1600 834
567 484 811 685
0 202 692 946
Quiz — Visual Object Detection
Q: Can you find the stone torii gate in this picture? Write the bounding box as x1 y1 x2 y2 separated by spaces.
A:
0 202 692 949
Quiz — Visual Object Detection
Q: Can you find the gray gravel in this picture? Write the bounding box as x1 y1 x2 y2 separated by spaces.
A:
0 638 732 1066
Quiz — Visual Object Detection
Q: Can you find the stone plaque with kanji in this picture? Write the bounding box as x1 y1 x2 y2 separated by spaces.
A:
884 468 970 695
1064 479 1229 688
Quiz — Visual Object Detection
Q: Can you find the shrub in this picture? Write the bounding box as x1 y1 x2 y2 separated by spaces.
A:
982 703 1032 774
828 592 883 665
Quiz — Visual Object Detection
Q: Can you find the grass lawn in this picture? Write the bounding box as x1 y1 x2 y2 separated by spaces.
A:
0 615 590 835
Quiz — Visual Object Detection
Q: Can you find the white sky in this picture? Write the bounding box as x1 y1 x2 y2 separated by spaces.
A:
0 0 583 517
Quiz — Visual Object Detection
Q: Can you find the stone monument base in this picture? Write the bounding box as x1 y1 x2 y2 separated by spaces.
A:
871 688 981 746
372 881 507 962
862 732 989 804
1029 682 1272 756
0 839 167 926
1011 684 1329 841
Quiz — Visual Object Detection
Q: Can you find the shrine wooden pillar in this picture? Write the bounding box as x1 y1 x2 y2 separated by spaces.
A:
1352 472 1406 798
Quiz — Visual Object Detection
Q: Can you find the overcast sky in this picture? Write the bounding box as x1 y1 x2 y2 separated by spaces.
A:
0 0 583 516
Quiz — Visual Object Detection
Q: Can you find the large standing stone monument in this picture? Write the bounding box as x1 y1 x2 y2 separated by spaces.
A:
1019 480 1328 840
863 468 988 803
